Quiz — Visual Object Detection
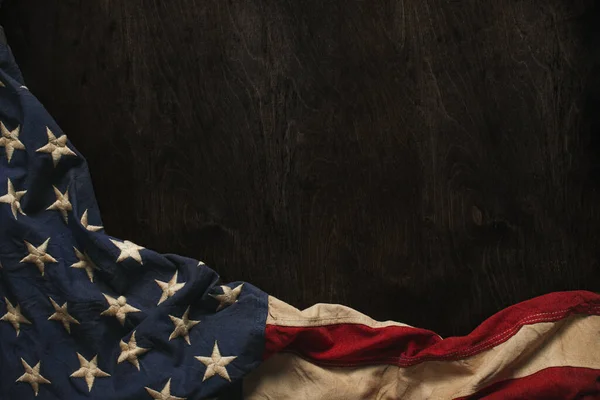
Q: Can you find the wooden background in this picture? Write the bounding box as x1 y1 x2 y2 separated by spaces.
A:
1 0 599 337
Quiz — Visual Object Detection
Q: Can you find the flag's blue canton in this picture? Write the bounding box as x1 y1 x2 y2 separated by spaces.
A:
0 42 268 399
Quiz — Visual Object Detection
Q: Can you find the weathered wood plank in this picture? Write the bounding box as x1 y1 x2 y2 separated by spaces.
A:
1 0 599 336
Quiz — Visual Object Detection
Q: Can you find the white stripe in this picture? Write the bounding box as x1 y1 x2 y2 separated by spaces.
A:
268 295 417 329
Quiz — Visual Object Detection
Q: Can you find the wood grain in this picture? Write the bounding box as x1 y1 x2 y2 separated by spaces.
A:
1 0 599 336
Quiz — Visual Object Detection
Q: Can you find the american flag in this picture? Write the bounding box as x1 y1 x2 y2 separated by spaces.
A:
0 35 599 400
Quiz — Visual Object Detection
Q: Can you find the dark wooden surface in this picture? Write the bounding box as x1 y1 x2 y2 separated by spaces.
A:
1 0 599 337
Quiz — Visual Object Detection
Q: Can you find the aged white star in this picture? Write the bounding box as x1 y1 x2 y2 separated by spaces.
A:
48 297 80 333
16 358 51 396
155 271 186 305
109 239 144 264
210 284 243 312
118 331 149 370
145 378 186 400
1 297 31 336
0 178 26 219
70 353 110 392
168 306 200 345
100 294 140 325
46 186 72 223
0 122 25 163
35 127 77 167
195 341 237 382
80 209 103 232
71 247 98 282
20 238 58 276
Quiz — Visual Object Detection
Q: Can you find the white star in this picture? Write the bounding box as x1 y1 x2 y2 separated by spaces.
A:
145 378 186 400
0 122 25 163
109 239 144 264
48 297 80 333
80 209 103 232
20 238 58 276
35 127 77 167
0 297 31 336
0 178 26 219
16 358 51 396
195 341 237 382
70 353 110 392
46 186 72 223
210 284 243 312
197 261 205 266
155 271 186 305
168 306 200 345
118 331 149 370
71 247 98 282
100 294 140 325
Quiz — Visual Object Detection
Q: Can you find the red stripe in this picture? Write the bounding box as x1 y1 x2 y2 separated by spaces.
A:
264 290 600 366
264 323 439 366
453 366 600 399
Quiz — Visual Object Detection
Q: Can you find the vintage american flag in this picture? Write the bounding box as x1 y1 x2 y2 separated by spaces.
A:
0 29 599 400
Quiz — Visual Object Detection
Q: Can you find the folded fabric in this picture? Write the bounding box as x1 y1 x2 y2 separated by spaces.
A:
0 39 598 400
